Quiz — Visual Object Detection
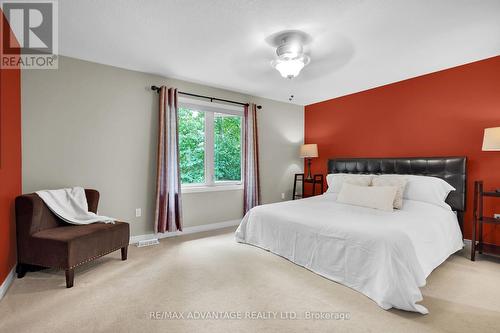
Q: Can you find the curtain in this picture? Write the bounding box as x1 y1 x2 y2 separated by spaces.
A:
243 103 261 214
154 86 183 233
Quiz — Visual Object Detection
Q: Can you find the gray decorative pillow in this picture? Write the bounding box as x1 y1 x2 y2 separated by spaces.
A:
372 176 408 209
337 182 398 211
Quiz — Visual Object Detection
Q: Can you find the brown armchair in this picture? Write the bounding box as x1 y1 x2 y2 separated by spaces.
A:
15 189 130 288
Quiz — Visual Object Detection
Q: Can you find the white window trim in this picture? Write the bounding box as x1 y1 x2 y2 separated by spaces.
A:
205 112 214 186
182 184 244 194
179 98 244 192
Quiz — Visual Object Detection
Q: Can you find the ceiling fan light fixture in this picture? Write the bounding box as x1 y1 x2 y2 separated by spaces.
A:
271 32 311 79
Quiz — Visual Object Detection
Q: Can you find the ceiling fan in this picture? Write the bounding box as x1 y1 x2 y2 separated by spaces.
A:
269 30 311 79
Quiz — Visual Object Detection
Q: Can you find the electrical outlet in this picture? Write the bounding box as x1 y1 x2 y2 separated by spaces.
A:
135 208 142 217
494 214 500 220
281 193 285 200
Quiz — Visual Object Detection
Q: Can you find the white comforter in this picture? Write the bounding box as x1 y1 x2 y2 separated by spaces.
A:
235 193 463 314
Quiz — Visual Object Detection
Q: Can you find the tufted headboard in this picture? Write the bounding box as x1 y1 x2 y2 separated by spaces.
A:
327 157 467 229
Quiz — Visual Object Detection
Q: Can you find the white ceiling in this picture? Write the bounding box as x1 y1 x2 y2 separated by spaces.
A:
59 0 500 105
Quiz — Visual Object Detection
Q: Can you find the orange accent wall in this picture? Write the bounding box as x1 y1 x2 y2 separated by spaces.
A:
0 11 22 285
305 56 500 242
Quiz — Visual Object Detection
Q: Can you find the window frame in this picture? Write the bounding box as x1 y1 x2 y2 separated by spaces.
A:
178 97 244 192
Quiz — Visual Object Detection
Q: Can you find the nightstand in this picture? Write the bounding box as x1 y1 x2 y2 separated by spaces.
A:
293 173 324 200
471 180 500 261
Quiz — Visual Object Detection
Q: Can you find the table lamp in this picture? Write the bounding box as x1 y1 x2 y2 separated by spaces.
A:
482 127 500 151
482 127 500 192
300 144 318 180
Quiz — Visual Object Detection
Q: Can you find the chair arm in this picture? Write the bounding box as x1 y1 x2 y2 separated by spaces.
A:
15 194 47 244
85 189 100 213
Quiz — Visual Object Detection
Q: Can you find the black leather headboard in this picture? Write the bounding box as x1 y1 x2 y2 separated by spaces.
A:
327 157 467 213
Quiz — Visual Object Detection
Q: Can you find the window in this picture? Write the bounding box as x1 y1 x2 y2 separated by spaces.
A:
178 99 243 190
178 107 205 184
214 113 242 182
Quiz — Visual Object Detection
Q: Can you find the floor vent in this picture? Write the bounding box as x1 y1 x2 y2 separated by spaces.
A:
137 238 160 247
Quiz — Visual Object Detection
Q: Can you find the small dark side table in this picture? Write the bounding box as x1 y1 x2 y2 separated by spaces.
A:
471 180 500 261
293 174 324 200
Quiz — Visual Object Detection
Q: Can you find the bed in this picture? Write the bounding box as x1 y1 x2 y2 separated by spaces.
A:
235 157 466 314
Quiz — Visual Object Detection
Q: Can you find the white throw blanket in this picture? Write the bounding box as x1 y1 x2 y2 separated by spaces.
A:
36 187 115 225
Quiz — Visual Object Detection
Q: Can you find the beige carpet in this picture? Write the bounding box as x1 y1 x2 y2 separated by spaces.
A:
1 227 500 333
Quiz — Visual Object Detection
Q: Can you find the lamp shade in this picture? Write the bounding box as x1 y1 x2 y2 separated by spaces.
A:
482 127 500 151
300 144 318 158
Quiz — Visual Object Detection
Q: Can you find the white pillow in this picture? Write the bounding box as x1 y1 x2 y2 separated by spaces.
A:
337 183 398 211
326 173 373 193
379 174 455 210
372 176 408 209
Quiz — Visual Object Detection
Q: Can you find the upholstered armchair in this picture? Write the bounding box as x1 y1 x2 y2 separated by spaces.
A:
15 189 130 288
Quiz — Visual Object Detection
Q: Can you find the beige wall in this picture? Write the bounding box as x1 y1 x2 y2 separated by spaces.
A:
21 56 304 236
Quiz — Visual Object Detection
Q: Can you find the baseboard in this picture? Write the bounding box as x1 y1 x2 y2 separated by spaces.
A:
129 219 241 244
463 239 471 246
0 266 16 302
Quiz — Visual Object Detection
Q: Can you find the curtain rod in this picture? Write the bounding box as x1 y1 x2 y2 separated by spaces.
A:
151 85 262 109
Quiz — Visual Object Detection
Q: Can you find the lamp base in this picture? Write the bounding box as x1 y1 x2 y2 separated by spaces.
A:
305 158 313 180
